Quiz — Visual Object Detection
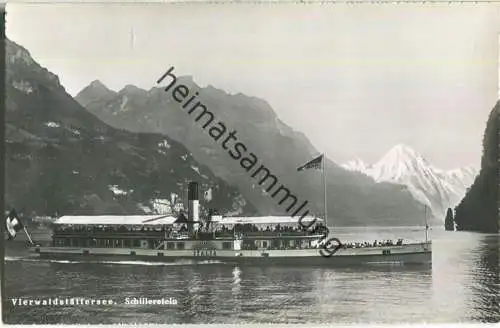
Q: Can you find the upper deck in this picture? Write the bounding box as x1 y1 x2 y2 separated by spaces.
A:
45 215 326 251
35 215 422 255
50 215 326 241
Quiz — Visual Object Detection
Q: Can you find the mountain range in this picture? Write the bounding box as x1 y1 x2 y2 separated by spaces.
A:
341 144 478 220
5 39 257 217
75 72 429 226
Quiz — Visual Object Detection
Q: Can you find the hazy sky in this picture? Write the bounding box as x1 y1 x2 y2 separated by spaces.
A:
6 4 499 169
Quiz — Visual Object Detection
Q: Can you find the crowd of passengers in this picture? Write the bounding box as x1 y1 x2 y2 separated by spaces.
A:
240 242 319 251
238 238 404 251
53 225 405 248
54 223 327 235
214 223 327 234
54 225 185 233
342 239 404 248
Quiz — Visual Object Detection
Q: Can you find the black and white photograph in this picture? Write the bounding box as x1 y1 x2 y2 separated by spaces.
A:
2 2 499 325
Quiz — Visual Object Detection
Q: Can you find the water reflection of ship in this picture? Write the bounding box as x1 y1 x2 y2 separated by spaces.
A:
183 270 203 318
231 266 242 315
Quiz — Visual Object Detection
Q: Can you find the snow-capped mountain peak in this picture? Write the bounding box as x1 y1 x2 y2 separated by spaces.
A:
341 144 479 220
384 144 427 163
367 143 432 182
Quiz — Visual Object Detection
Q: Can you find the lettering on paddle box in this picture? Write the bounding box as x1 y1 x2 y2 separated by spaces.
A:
193 249 217 257
193 241 217 257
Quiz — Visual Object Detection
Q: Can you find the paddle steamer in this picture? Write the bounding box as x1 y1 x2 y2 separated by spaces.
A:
29 182 432 266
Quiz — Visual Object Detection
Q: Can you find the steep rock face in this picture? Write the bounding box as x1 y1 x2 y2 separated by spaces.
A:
454 102 499 233
76 71 427 226
342 144 478 220
5 40 256 217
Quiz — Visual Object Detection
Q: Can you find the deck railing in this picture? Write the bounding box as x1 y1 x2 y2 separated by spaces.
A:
52 230 323 240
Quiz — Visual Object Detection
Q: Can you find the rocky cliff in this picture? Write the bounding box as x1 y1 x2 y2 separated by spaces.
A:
454 101 499 233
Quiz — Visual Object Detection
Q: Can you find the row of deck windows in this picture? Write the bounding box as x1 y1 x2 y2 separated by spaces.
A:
52 238 314 250
52 238 186 250
242 239 313 250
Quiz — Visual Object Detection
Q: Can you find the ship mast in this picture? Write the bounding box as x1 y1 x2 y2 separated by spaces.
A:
424 205 429 243
323 153 328 229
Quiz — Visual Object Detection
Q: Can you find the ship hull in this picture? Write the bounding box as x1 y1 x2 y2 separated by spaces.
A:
30 242 432 267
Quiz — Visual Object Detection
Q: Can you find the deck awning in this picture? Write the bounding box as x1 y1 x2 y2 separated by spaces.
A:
53 215 177 226
53 215 322 226
211 216 322 226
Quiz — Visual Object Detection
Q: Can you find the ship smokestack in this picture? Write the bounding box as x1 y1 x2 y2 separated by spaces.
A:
188 182 199 228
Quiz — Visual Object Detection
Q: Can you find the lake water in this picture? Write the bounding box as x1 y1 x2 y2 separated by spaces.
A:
2 226 499 324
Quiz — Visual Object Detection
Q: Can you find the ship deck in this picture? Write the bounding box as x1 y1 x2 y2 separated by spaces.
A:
31 241 432 267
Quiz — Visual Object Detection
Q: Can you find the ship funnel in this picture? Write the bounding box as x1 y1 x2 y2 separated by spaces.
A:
188 182 199 228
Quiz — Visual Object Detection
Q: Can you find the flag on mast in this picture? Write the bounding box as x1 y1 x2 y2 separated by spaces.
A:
297 154 324 171
297 153 328 227
5 209 24 240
